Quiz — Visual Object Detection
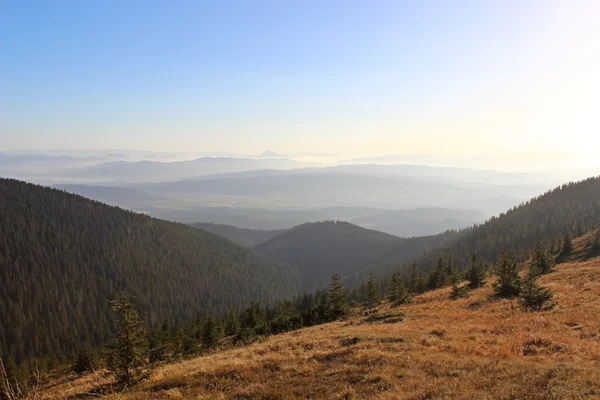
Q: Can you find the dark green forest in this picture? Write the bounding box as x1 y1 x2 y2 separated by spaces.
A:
254 221 401 289
0 179 301 366
253 220 459 289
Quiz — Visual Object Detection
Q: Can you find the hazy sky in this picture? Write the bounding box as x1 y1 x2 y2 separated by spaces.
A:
1 0 599 158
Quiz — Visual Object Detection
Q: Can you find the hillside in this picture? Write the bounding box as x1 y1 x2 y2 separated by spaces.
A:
353 176 600 284
253 221 401 289
0 179 301 365
44 235 600 399
419 177 600 269
190 223 287 246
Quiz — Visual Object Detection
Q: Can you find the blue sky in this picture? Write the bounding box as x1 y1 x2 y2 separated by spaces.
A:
1 0 599 158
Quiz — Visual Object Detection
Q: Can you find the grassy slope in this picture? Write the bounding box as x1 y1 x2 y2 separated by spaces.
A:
42 234 600 399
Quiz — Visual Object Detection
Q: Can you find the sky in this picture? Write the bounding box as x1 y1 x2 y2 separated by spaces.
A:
1 0 599 160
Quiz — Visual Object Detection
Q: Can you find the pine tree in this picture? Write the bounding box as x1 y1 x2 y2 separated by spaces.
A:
363 273 381 310
465 254 486 289
106 293 148 385
493 251 521 299
201 315 220 349
519 268 555 311
530 243 554 276
325 274 348 321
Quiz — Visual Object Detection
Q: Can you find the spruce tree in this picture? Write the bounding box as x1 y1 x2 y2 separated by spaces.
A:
106 293 148 385
148 327 168 364
530 243 554 276
325 273 348 321
224 309 241 336
407 262 424 294
450 281 469 300
240 302 267 338
449 268 469 300
589 230 600 256
201 315 220 349
465 254 486 289
363 273 381 310
493 251 521 299
519 268 555 311
427 258 448 290
73 346 94 374
387 273 410 306
559 234 573 259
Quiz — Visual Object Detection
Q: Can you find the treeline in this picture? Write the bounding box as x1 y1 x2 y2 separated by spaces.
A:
0 179 301 367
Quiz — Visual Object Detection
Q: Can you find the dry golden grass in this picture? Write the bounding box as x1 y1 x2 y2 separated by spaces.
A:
41 236 600 399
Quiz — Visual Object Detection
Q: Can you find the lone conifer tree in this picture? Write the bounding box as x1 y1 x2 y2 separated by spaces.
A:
106 292 148 384
493 251 521 299
465 254 486 289
363 273 381 309
531 243 554 276
325 273 348 321
519 268 555 311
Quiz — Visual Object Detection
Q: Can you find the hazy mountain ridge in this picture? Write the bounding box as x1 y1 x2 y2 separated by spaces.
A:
58 157 309 182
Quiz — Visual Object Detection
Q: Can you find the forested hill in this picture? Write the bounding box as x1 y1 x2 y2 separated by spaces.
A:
191 222 287 247
0 178 301 365
253 221 421 289
363 176 600 281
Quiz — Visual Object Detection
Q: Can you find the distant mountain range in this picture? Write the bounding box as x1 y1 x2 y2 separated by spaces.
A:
58 157 309 182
